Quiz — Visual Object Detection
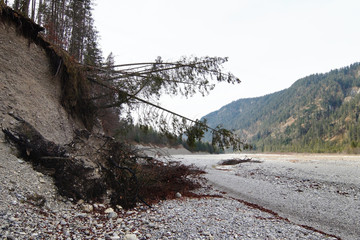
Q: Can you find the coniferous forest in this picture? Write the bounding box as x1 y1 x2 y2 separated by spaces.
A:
11 0 102 65
203 63 360 153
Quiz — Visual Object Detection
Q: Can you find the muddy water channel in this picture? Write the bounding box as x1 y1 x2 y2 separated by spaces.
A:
172 153 360 240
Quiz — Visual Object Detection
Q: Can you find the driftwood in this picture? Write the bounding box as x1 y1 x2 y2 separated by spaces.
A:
219 157 262 165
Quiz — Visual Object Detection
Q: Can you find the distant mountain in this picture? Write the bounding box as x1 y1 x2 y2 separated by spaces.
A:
203 63 360 153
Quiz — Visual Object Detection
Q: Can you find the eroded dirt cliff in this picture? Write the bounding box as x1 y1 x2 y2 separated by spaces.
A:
0 20 78 144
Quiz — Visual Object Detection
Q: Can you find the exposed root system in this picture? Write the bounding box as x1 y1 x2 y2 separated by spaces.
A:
2 115 205 209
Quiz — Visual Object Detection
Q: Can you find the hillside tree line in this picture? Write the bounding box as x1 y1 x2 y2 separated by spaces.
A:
12 0 101 65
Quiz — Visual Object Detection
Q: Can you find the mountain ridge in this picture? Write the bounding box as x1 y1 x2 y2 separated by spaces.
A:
203 63 360 153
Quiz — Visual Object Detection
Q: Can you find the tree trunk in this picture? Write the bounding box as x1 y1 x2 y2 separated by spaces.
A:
20 0 30 17
30 0 36 21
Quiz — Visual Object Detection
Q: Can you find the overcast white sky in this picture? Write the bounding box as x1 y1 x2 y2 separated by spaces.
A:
67 1 360 119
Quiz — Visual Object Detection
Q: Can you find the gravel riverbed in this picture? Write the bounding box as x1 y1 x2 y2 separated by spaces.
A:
0 142 339 239
174 153 360 240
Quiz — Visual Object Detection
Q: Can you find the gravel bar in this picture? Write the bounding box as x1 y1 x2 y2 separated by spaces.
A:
0 142 339 239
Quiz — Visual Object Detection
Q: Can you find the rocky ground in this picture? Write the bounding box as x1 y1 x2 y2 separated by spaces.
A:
0 140 339 240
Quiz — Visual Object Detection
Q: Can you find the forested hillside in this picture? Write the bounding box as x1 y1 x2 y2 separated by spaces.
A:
203 63 360 153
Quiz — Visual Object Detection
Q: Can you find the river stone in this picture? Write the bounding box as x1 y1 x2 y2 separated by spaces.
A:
104 208 114 213
108 211 118 219
124 233 138 240
82 204 93 212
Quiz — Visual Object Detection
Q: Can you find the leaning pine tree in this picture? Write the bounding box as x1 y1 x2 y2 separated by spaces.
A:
87 56 249 151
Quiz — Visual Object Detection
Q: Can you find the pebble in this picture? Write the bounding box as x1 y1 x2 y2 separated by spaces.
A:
111 232 121 240
82 203 93 212
17 159 24 164
124 233 138 240
104 208 114 213
108 211 117 219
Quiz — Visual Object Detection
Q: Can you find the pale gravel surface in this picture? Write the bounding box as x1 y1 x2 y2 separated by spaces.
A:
173 153 360 240
0 140 338 240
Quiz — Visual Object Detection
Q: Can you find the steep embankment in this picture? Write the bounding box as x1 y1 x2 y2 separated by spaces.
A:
0 12 78 144
203 63 360 153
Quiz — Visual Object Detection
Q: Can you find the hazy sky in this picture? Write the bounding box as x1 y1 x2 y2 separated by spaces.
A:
93 0 360 119
42 1 360 119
